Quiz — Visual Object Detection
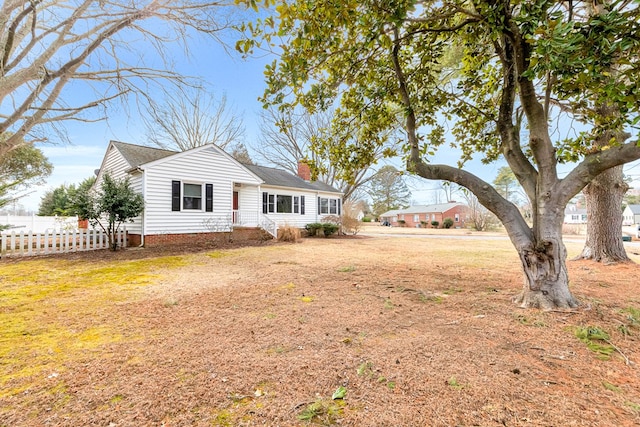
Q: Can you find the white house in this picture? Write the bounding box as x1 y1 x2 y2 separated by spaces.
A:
563 204 588 224
94 141 342 246
623 204 640 226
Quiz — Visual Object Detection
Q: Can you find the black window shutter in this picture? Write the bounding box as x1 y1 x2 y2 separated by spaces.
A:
301 196 305 215
338 198 342 215
262 192 268 214
171 181 181 211
205 184 213 212
317 197 321 215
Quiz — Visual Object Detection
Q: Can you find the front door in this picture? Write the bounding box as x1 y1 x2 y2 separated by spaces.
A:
233 191 239 224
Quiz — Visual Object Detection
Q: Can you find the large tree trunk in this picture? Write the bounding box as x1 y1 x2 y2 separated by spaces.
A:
574 165 629 263
513 221 579 310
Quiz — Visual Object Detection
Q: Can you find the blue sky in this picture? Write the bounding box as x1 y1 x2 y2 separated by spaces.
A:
11 17 640 212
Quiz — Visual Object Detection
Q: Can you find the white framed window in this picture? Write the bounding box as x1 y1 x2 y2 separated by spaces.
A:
414 214 419 222
318 197 341 215
263 192 305 214
277 195 293 213
171 181 212 212
455 213 460 222
183 183 202 210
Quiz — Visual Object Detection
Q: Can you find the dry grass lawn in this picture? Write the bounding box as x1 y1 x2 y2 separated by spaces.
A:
1 234 639 426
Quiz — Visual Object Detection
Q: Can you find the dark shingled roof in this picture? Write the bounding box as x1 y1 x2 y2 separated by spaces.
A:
112 141 176 168
242 163 341 193
110 141 341 194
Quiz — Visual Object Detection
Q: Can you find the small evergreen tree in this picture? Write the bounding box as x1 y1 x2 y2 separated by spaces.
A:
75 173 144 251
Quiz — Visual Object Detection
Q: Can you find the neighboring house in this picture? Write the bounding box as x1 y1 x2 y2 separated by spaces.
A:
623 204 640 225
93 141 342 245
379 203 469 228
564 204 588 224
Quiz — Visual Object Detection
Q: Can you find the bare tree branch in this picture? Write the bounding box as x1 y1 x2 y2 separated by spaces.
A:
0 0 237 157
142 86 245 151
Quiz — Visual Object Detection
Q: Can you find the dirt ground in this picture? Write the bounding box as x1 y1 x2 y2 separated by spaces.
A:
1 231 640 426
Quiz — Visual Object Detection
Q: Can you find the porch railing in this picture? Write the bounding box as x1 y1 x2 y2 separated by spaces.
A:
230 210 278 238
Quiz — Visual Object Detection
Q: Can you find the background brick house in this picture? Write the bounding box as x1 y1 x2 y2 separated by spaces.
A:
379 202 470 228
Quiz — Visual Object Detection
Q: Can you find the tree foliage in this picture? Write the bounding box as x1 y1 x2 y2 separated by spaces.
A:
492 167 521 204
368 165 411 217
75 173 143 250
0 139 52 209
241 0 640 309
38 177 96 216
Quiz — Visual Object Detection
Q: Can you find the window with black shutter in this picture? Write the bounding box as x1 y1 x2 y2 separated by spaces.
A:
301 196 305 215
205 184 213 212
171 181 181 211
262 192 268 214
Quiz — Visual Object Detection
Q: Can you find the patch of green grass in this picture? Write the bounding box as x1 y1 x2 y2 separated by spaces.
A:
626 401 640 413
623 307 640 325
384 298 394 310
110 394 125 404
337 265 356 273
357 361 373 377
420 294 443 303
574 326 615 360
0 255 189 398
206 251 232 259
447 376 464 390
514 314 546 327
298 398 345 424
300 296 314 303
602 381 621 393
443 287 462 295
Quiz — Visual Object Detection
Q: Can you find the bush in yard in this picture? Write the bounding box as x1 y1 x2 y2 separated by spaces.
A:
305 223 324 236
420 220 428 228
431 221 439 228
362 216 372 222
74 172 144 251
443 218 454 229
321 223 340 236
305 222 340 237
279 225 301 242
397 219 406 226
341 213 362 235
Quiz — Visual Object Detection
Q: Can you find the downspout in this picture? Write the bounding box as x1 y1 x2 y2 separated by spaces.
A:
258 184 262 227
140 167 145 247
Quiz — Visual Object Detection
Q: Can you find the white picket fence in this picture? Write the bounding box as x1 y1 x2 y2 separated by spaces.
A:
0 228 127 258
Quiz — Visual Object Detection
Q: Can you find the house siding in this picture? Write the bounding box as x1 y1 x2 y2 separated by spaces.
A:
93 142 343 244
260 188 341 228
94 145 144 234
142 146 262 235
623 205 640 225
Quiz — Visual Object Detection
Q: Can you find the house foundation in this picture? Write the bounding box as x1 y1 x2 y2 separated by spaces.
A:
128 227 271 248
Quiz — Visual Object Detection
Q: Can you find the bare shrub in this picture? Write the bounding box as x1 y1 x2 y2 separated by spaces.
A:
278 225 301 242
341 214 362 235
562 224 585 235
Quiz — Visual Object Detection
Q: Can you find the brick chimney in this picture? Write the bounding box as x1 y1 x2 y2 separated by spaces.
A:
297 161 311 181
